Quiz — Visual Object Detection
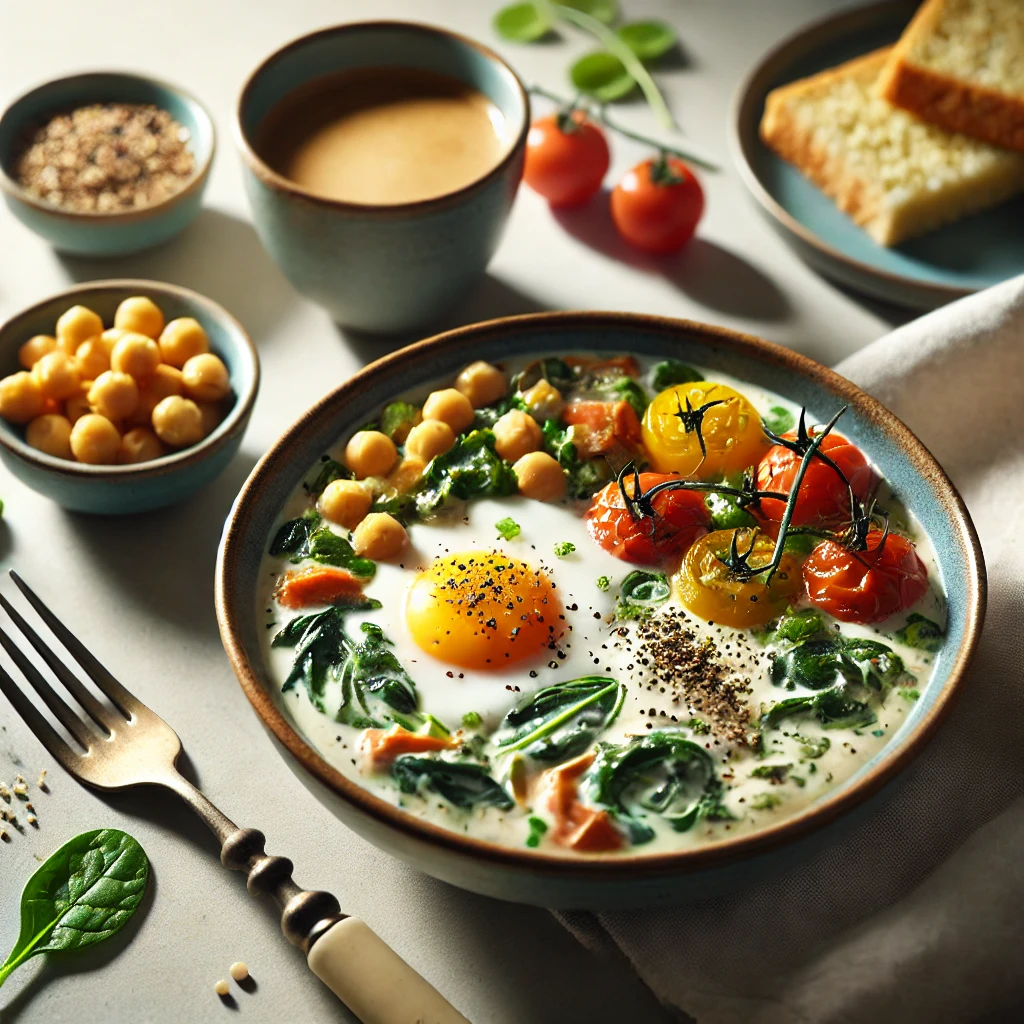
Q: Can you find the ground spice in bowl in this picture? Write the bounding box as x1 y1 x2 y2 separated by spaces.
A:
14 103 195 213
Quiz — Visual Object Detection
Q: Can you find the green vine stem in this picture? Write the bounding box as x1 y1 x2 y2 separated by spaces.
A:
529 85 719 171
536 1 677 132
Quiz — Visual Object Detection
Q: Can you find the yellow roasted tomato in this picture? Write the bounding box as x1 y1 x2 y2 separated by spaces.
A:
674 528 799 628
642 381 767 479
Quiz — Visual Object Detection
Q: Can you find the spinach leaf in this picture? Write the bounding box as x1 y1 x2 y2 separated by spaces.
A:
0 829 149 989
269 510 320 559
792 733 831 758
369 490 417 525
273 598 382 712
760 686 877 730
307 528 377 578
652 359 700 390
512 357 575 393
608 377 649 418
893 613 945 653
540 419 610 499
306 458 351 498
763 406 796 435
493 2 554 43
473 393 528 429
616 569 671 620
750 763 792 782
380 401 418 442
584 732 730 844
338 622 422 729
618 19 676 60
704 490 757 530
770 633 907 695
770 608 827 644
392 756 513 810
841 638 908 694
415 429 518 516
495 517 521 540
770 638 844 690
493 676 625 762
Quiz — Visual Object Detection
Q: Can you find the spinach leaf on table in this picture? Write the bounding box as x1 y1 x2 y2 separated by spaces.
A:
392 756 513 810
0 829 149 989
584 732 731 844
415 429 518 516
492 676 625 762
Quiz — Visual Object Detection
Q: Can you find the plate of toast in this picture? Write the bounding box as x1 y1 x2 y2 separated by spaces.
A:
730 0 1024 310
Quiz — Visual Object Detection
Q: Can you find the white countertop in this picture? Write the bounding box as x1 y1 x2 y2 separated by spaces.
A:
0 2 904 1021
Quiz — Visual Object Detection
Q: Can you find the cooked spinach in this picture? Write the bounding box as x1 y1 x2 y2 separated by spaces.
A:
415 429 518 516
369 490 418 525
306 457 351 498
269 509 320 559
392 756 513 810
380 401 418 442
269 511 376 577
704 490 757 530
770 633 907 695
750 763 793 783
553 541 576 557
0 829 149 989
651 359 700 390
768 607 827 644
541 419 611 498
616 569 671 620
512 357 575 393
792 733 831 758
473 393 528 429
493 676 626 762
763 406 796 435
760 685 877 730
338 622 422 730
893 613 945 653
584 732 730 844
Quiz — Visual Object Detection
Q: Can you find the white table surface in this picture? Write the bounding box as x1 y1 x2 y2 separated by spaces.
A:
0 2 907 1021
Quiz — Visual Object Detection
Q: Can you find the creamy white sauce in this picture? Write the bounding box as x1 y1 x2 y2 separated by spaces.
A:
256 357 945 857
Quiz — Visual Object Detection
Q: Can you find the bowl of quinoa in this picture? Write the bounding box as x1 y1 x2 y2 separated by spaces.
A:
0 71 215 256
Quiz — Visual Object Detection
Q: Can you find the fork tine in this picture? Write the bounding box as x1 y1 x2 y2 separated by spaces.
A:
8 572 142 720
0 622 95 749
0 592 119 732
0 660 81 769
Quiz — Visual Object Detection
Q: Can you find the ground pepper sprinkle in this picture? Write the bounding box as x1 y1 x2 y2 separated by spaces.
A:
15 103 195 213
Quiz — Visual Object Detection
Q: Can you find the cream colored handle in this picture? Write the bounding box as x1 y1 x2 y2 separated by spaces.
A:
307 917 471 1024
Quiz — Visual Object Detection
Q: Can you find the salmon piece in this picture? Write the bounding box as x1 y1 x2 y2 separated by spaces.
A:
538 752 623 853
360 725 457 768
566 355 642 377
564 400 642 456
274 565 365 609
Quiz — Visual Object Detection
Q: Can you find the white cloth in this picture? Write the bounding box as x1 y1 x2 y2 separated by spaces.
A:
559 276 1024 1024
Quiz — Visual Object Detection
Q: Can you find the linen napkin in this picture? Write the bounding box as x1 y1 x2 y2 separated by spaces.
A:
559 275 1024 1024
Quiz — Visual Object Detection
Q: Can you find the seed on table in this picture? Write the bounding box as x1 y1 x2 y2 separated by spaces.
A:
213 978 230 997
229 961 249 982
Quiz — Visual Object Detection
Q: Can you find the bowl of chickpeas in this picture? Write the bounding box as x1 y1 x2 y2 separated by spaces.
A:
0 279 259 513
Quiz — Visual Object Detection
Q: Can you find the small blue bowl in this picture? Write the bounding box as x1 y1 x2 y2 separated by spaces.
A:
0 280 259 515
0 72 215 257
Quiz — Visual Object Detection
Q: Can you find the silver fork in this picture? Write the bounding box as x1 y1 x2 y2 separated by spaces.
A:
0 571 469 1024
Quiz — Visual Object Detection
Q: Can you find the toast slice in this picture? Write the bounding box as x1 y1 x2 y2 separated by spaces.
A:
760 47 1024 246
878 0 1024 152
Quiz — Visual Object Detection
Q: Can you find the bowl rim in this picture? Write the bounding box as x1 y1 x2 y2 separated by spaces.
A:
234 19 530 215
215 311 986 881
727 0 974 308
0 279 259 479
0 70 217 223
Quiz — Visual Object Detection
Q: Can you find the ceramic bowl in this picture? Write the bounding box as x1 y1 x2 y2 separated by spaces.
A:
0 280 258 514
0 72 215 256
235 21 529 334
215 313 985 910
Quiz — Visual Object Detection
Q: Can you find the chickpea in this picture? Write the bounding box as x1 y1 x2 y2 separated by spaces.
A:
388 455 426 493
70 414 120 464
159 317 209 367
25 414 73 459
65 382 93 424
521 379 564 422
56 305 103 351
152 395 203 448
352 512 408 560
318 479 372 529
88 371 139 421
455 361 507 408
345 430 397 479
18 334 56 370
117 427 166 464
129 364 184 426
0 372 44 423
32 351 80 401
404 419 455 462
111 332 161 379
114 296 164 339
99 328 127 356
421 388 474 434
75 338 110 380
493 409 542 463
182 353 230 402
513 451 567 502
196 400 225 437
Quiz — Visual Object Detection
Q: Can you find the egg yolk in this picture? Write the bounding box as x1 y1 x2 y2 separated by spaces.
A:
406 550 564 670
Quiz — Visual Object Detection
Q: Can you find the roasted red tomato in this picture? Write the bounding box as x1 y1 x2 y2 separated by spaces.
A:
802 530 928 624
524 111 610 208
755 431 877 526
585 472 710 565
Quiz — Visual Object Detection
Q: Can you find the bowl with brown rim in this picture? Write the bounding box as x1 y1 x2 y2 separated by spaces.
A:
215 312 984 909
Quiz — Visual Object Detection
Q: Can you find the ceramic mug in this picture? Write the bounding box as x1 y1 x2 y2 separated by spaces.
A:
235 21 530 335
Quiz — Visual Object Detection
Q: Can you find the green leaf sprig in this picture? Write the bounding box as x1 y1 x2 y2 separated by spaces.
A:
0 829 149 989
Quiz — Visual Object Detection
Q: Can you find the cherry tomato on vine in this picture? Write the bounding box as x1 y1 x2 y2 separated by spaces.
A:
524 111 610 208
802 530 928 624
611 156 704 254
674 528 800 629
755 431 877 527
585 471 710 565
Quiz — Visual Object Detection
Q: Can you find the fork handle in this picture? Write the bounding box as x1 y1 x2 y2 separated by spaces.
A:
218 825 468 1023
